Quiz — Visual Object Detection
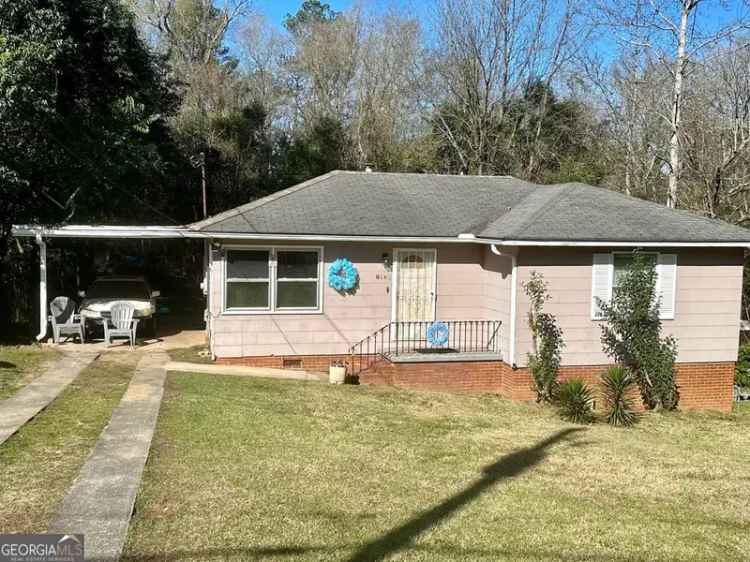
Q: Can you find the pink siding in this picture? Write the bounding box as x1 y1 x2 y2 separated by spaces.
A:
482 247 513 356
209 242 743 366
209 241 501 358
514 247 744 366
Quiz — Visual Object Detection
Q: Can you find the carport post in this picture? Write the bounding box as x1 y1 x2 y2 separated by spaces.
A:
35 233 48 341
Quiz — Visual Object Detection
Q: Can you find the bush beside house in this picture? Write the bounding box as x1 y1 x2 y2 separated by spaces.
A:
523 272 565 403
598 252 679 411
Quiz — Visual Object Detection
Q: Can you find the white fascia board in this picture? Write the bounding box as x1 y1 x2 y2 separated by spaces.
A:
12 225 189 239
202 233 471 243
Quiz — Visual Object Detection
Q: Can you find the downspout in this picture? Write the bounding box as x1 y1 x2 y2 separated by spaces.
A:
35 233 48 341
202 238 216 359
490 244 517 367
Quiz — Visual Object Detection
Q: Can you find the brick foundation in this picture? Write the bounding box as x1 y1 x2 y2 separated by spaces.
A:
215 354 735 412
216 354 351 372
497 362 736 412
359 360 505 393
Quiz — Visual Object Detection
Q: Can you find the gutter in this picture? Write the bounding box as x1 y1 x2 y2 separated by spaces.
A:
490 244 517 368
11 225 477 244
481 239 750 248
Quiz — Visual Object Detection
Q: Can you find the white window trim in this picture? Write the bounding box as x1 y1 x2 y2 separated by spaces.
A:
591 251 676 321
591 253 613 320
221 245 324 315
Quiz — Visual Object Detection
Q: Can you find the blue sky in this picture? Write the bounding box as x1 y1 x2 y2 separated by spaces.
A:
253 0 750 28
254 0 353 28
245 0 750 66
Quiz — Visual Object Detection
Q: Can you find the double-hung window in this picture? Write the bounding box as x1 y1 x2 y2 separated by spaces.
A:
225 249 271 310
224 247 322 313
276 250 320 309
591 252 677 320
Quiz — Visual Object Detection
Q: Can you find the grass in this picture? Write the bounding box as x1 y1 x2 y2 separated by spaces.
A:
0 353 139 532
167 345 213 364
124 374 750 562
0 345 60 400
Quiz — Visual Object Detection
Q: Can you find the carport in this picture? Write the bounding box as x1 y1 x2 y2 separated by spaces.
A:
11 224 209 350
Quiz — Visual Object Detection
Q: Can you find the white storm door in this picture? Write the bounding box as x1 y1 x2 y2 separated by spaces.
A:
393 248 437 324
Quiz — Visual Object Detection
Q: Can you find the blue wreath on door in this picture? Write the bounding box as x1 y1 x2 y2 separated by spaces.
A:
426 321 450 346
328 258 359 292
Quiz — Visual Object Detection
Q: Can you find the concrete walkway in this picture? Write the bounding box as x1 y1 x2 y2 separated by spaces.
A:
49 351 169 562
0 352 99 445
165 360 327 381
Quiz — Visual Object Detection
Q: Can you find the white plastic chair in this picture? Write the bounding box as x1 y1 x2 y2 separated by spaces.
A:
49 296 85 343
104 302 139 349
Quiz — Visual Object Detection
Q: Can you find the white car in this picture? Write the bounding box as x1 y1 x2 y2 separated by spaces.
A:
79 276 160 333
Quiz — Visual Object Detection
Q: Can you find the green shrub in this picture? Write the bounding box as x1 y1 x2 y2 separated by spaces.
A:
736 343 750 388
599 252 679 410
523 272 565 403
558 379 595 424
600 366 638 427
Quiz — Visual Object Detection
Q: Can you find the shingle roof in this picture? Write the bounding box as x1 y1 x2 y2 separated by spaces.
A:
190 171 750 243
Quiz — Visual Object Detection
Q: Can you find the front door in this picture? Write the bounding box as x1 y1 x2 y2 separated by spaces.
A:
393 248 437 326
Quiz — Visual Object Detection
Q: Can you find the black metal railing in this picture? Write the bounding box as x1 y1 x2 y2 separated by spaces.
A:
349 320 502 377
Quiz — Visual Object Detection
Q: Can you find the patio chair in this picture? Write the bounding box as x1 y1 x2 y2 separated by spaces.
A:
104 302 139 349
49 296 85 344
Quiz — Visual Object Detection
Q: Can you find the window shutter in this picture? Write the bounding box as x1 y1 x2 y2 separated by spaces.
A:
657 254 677 319
591 253 613 319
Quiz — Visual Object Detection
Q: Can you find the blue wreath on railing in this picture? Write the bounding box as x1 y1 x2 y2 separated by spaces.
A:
328 258 359 292
426 321 450 346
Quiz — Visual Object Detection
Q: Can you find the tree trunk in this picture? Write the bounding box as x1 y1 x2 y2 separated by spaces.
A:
667 3 692 208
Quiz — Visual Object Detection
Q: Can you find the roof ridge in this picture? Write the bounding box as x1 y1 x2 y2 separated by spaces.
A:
189 171 341 230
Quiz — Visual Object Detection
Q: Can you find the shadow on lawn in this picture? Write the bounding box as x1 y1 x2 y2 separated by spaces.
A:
123 428 586 562
347 427 585 562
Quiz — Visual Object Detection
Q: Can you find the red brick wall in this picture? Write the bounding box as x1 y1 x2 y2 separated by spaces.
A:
496 362 735 412
360 360 505 393
675 362 735 411
215 353 735 412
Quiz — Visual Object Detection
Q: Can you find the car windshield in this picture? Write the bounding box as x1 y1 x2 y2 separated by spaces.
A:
87 281 149 299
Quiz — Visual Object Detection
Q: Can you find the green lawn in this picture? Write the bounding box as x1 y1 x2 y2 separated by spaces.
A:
0 353 138 532
124 374 750 561
0 345 60 400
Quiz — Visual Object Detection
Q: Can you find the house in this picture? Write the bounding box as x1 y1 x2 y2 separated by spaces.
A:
13 171 750 411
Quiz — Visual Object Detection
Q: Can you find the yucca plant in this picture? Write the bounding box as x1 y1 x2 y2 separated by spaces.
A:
600 366 638 427
557 379 595 424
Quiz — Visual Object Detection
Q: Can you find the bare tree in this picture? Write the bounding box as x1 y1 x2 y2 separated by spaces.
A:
284 9 362 129
593 0 750 207
580 50 672 201
239 14 290 120
681 41 750 220
350 12 425 169
430 0 586 175
139 0 250 64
